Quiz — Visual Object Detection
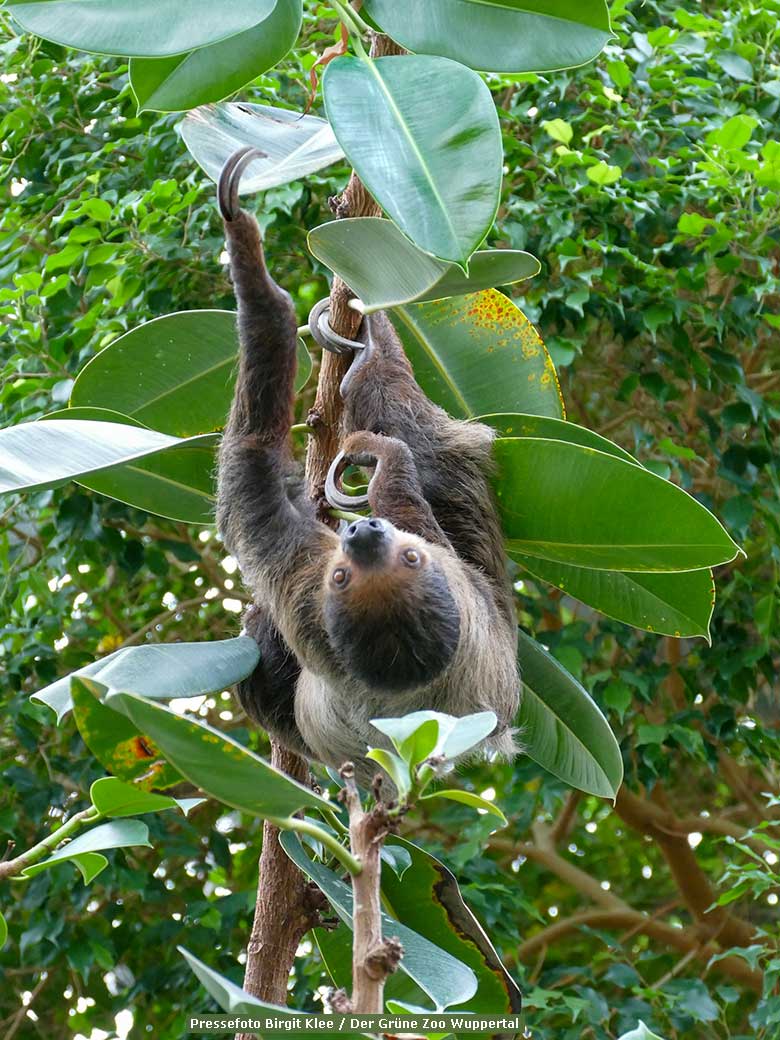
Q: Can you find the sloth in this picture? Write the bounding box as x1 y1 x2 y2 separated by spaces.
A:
216 162 519 780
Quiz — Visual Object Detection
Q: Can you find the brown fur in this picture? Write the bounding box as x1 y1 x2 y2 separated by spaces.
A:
217 208 519 781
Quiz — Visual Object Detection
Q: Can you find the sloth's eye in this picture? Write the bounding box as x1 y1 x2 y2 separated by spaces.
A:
332 567 350 587
402 548 421 567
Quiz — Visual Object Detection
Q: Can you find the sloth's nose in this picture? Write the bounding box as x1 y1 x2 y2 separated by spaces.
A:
342 518 388 564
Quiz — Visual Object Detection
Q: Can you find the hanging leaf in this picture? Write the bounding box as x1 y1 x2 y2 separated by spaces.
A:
495 438 741 571
323 54 501 267
181 103 343 191
309 217 538 312
362 0 612 74
380 837 522 1013
0 417 216 519
390 291 563 419
516 556 714 639
281 833 478 1010
70 311 310 436
517 630 623 798
6 0 277 57
0 912 7 950
482 415 714 637
130 0 302 113
420 789 507 825
89 686 332 816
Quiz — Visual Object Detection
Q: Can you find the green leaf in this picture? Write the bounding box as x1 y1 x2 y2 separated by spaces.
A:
181 103 343 191
323 54 501 267
89 777 204 818
542 118 574 144
6 0 277 57
716 52 753 82
308 218 538 312
494 438 741 571
31 646 128 722
420 789 507 825
390 292 564 419
515 556 714 639
0 912 7 950
72 678 185 791
706 114 758 151
0 417 217 522
281 833 478 1010
130 0 302 113
587 161 622 185
380 838 521 1013
95 689 332 817
362 0 612 74
71 310 310 437
617 1024 667 1040
20 820 151 879
366 747 411 797
371 711 497 762
517 630 623 798
480 412 637 465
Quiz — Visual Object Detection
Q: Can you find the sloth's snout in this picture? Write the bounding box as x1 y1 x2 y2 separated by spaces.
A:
342 518 389 565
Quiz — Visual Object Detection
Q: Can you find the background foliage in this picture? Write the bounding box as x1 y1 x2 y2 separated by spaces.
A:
1 1 778 1038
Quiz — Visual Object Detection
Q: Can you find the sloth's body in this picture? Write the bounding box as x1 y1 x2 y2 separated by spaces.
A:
217 206 519 778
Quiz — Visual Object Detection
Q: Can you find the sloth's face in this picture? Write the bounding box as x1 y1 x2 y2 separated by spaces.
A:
323 518 461 690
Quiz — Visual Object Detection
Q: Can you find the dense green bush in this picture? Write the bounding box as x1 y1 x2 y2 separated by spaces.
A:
1 1 778 1037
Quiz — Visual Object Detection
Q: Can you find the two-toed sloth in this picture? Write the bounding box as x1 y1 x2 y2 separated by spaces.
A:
217 194 519 781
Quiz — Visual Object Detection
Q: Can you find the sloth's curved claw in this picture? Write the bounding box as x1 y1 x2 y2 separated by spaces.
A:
217 146 267 222
325 449 373 512
306 299 361 356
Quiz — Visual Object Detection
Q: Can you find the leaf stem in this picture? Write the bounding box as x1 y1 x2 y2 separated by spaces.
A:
269 816 362 876
0 805 102 881
290 423 314 435
330 0 372 47
328 508 367 523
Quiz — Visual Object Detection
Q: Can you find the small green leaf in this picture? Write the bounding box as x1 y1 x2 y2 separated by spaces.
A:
420 790 507 826
617 1023 667 1040
90 777 204 818
542 119 574 145
706 114 758 150
21 820 151 879
372 711 497 763
0 912 7 949
587 161 622 185
366 748 411 797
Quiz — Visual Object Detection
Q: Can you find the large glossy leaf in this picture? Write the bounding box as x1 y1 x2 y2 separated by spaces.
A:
181 103 343 191
92 688 332 816
281 833 478 1010
482 415 714 637
495 438 741 571
33 637 259 720
390 291 563 419
0 418 215 513
517 630 623 798
481 412 637 465
308 218 539 312
516 556 714 639
323 54 501 267
130 1 302 113
26 409 217 524
70 310 310 437
362 0 612 74
72 677 184 791
380 837 522 1013
6 0 277 57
